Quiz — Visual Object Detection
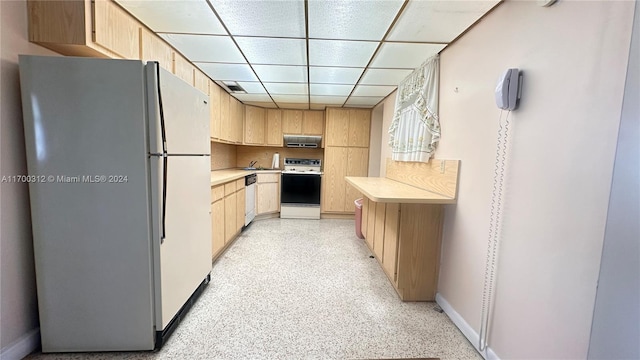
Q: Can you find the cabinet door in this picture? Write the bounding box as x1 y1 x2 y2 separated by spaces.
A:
194 69 209 95
210 81 221 139
302 111 324 135
224 193 237 243
266 109 283 146
211 200 225 258
344 147 369 211
365 201 376 250
361 197 369 239
325 108 349 146
348 109 371 147
173 53 195 85
321 147 348 212
282 110 303 134
231 99 244 144
373 203 386 259
257 182 279 214
93 0 140 59
236 188 245 232
220 92 230 141
244 106 265 145
382 203 400 282
140 28 172 72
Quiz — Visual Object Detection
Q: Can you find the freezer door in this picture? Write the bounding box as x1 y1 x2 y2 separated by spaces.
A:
149 155 212 329
146 63 210 155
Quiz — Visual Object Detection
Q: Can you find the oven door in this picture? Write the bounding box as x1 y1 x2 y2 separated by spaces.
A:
281 173 321 205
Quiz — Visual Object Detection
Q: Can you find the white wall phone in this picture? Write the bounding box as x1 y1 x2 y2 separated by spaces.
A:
495 68 523 110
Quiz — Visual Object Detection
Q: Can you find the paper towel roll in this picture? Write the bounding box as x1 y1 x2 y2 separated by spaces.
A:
271 153 280 169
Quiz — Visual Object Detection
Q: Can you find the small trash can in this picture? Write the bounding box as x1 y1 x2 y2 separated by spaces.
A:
354 198 364 239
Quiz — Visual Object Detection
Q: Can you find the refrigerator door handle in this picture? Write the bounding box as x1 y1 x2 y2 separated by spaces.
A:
154 62 168 242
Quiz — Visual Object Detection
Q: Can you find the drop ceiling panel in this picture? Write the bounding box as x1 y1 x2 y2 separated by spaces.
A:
310 95 348 105
263 83 308 95
196 63 258 81
360 68 413 85
271 95 310 103
116 0 226 35
352 85 396 97
252 65 307 83
308 0 404 41
236 82 267 94
210 0 305 37
308 40 378 67
309 67 364 84
160 34 245 63
309 84 354 96
235 37 307 65
232 93 274 102
370 43 446 69
345 96 384 107
276 102 310 110
387 0 500 43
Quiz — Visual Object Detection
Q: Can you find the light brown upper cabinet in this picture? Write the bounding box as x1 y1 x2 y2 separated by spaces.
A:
302 111 324 136
244 106 266 145
209 81 221 140
194 69 209 95
140 28 172 72
282 110 303 134
173 52 195 86
266 110 283 147
28 0 140 59
220 92 231 142
325 108 371 147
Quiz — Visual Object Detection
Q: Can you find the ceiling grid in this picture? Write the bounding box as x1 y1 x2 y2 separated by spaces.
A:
116 0 502 109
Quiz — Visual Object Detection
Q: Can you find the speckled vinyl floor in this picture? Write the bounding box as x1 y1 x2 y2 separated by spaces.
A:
26 219 481 360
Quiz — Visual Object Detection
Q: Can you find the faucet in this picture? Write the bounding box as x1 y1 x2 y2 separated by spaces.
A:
249 160 257 168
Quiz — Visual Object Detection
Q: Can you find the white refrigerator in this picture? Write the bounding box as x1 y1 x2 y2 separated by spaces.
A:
19 55 212 352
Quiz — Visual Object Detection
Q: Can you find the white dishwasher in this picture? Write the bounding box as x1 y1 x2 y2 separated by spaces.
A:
244 174 257 226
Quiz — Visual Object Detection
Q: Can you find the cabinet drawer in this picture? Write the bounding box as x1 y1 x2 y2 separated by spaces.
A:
236 178 245 189
211 185 225 203
257 173 279 183
224 181 237 195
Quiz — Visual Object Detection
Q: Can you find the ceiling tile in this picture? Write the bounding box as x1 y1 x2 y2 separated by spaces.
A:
387 0 500 43
263 83 308 95
210 0 305 37
276 102 310 110
252 65 307 83
232 93 273 102
271 95 309 103
116 0 226 35
309 84 354 96
236 82 266 94
308 0 404 41
360 68 413 85
244 101 278 108
235 37 307 65
310 95 347 105
160 34 245 63
345 96 384 107
196 63 258 81
370 43 446 69
309 67 364 84
352 85 396 97
309 40 378 67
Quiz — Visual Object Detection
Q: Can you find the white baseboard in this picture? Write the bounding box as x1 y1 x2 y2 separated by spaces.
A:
436 293 500 360
0 328 40 360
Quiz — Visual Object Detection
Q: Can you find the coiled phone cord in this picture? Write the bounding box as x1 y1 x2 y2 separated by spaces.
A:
479 110 512 353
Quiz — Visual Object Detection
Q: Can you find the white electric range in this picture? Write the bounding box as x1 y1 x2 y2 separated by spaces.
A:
280 158 322 220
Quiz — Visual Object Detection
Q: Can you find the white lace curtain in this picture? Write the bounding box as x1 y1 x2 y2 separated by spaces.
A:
388 55 440 162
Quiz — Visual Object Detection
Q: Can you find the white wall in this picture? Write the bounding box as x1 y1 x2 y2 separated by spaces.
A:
378 90 396 177
1 0 57 357
433 0 635 358
588 2 640 358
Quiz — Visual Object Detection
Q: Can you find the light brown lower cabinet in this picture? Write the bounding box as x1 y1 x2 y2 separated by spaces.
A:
256 173 280 215
362 198 444 301
211 185 225 259
211 178 246 260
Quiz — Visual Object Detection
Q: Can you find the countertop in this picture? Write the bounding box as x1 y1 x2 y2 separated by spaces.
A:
211 169 281 186
345 176 456 204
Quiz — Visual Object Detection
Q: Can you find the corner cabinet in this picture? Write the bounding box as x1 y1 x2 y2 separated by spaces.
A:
322 108 371 214
28 0 140 59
